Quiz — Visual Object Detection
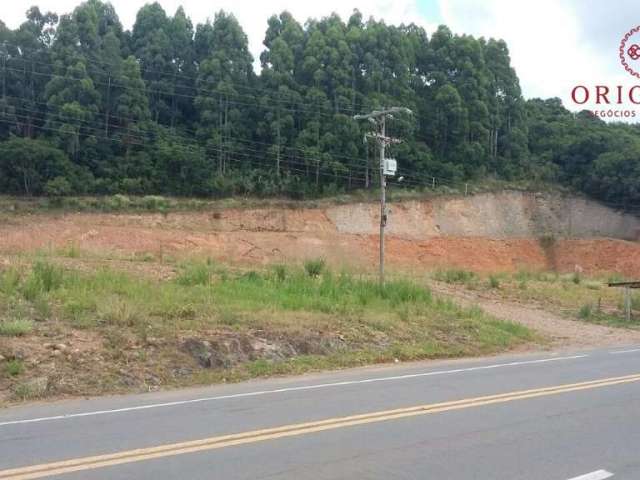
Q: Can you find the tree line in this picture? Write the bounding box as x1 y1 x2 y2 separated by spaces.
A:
0 1 638 207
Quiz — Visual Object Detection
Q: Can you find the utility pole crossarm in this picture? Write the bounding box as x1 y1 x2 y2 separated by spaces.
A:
352 107 413 121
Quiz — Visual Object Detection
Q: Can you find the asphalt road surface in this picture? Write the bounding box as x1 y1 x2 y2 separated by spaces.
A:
1 346 640 479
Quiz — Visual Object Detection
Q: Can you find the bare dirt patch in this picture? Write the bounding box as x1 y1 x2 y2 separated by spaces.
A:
431 282 640 350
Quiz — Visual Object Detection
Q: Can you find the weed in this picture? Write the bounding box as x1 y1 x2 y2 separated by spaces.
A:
488 275 501 289
0 268 21 295
434 269 477 285
13 379 48 401
304 258 326 278
539 233 556 250
0 319 33 336
61 243 81 258
32 295 51 320
22 262 63 301
98 297 142 327
272 264 287 282
578 304 592 319
5 359 24 377
175 262 211 286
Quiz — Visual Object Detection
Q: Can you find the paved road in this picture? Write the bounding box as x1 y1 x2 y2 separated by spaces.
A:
1 346 640 479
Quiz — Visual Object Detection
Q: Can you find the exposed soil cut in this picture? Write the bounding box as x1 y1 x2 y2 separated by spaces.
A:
1 191 638 276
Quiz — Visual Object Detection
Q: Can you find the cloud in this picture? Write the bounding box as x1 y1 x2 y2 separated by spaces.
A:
439 0 640 118
6 0 637 118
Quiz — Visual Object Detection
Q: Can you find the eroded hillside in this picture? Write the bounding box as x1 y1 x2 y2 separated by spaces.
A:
1 191 639 275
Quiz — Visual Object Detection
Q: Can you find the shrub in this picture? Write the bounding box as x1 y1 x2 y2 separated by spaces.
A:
5 359 24 377
488 275 501 289
141 195 169 211
304 258 326 278
539 233 556 250
578 304 592 319
44 176 73 197
107 194 131 210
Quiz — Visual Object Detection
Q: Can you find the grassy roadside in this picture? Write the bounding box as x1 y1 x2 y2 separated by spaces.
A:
0 259 535 404
432 268 640 328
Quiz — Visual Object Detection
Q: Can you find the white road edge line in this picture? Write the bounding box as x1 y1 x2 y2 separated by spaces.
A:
0 354 588 428
609 348 640 354
566 469 614 480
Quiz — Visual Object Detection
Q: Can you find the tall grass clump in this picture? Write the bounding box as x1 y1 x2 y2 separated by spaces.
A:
0 319 33 337
175 262 212 286
0 268 21 296
304 258 326 278
21 261 64 301
434 269 476 285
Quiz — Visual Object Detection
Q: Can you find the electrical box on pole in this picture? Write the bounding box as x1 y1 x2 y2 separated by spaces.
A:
383 158 397 176
353 107 413 286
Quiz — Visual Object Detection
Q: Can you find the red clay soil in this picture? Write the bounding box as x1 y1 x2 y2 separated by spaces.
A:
1 209 639 276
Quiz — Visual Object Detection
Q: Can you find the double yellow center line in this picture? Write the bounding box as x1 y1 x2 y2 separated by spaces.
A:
2 372 640 479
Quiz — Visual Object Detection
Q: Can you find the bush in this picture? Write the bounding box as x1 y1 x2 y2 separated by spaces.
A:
5 359 24 377
44 177 73 197
142 195 169 211
107 194 131 210
304 258 326 278
488 275 501 289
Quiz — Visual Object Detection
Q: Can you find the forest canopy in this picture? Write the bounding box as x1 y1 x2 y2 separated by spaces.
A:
0 1 639 208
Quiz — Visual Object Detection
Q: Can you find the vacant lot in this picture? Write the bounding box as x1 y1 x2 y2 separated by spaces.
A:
432 268 640 328
0 256 534 405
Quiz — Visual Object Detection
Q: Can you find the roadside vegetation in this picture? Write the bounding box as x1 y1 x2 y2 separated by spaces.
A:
431 268 640 328
0 258 534 404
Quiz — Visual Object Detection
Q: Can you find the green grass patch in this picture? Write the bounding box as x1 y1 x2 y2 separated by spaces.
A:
0 259 537 399
5 359 24 377
0 319 33 336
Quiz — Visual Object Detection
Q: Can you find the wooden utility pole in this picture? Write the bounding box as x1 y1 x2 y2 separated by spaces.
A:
379 115 386 285
354 107 412 286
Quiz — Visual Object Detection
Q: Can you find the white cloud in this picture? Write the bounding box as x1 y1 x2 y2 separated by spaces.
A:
440 0 638 117
7 0 635 118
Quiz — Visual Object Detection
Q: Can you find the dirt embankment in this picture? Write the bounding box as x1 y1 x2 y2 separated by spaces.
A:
1 191 639 276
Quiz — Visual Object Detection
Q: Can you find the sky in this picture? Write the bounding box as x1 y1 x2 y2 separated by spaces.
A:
2 0 639 114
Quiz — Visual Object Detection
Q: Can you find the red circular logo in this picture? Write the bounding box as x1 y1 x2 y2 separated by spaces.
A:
620 26 640 78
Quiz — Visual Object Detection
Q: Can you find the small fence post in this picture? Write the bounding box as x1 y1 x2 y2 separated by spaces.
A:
625 286 632 322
